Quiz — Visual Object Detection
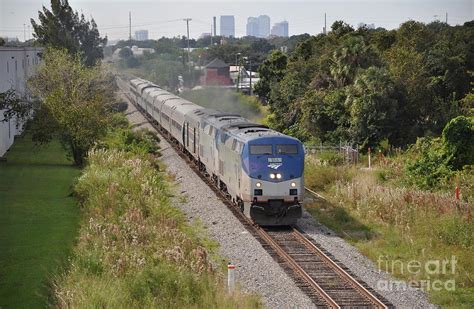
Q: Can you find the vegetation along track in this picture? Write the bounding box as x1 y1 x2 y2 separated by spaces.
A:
117 76 393 308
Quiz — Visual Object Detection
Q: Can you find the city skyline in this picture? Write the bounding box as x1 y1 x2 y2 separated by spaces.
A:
1 0 472 41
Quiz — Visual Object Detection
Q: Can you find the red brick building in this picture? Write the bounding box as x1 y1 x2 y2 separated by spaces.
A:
202 58 233 86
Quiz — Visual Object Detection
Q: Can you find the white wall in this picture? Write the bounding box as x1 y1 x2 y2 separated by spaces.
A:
0 47 42 157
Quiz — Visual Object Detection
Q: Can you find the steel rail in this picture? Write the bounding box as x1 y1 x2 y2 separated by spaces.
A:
256 227 340 308
304 186 327 200
291 228 389 309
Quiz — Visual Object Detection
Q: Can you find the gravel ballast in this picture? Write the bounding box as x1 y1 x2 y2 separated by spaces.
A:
124 99 434 308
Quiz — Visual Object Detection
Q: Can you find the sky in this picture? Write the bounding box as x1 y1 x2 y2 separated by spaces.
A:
1 0 473 41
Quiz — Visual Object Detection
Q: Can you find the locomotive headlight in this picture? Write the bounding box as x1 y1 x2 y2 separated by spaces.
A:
256 182 262 188
291 182 297 187
270 173 276 179
276 173 282 179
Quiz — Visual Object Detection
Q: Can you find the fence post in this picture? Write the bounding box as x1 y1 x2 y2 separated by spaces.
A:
455 176 460 201
227 263 235 292
357 144 359 165
368 147 371 169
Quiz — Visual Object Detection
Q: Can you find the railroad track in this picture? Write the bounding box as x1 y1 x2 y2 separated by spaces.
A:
117 77 392 308
259 226 390 308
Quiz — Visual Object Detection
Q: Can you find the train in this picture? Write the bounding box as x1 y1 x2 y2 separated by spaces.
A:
128 78 304 226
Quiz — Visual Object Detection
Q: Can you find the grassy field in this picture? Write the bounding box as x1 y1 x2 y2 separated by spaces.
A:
0 135 80 308
304 154 474 308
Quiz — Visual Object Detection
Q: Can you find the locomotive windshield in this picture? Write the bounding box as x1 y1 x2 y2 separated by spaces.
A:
250 145 273 155
276 144 298 154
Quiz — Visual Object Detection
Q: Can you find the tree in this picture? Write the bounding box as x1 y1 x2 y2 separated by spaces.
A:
384 45 431 137
330 36 377 88
330 21 354 37
29 48 114 165
254 50 287 102
0 37 5 46
461 71 474 116
119 47 133 59
31 0 107 66
346 67 400 149
250 39 275 54
0 90 34 124
301 88 350 143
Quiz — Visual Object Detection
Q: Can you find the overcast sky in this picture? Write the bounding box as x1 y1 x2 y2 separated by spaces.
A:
1 0 473 41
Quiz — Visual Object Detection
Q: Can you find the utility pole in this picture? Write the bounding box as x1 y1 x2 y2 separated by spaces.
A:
129 11 132 41
183 18 192 62
210 24 213 46
236 53 241 92
27 25 31 40
249 58 252 96
23 23 26 42
445 12 448 24
183 18 192 80
324 13 327 35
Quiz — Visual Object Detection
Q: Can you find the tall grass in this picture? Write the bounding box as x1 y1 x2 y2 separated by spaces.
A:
54 148 260 308
304 160 474 307
335 171 472 227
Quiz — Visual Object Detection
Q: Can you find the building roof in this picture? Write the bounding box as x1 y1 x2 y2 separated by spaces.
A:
206 58 229 69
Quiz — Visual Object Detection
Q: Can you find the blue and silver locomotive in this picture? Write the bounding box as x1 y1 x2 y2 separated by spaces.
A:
129 78 304 226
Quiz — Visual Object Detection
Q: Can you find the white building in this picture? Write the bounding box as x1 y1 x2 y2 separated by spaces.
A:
271 21 289 37
246 15 271 38
0 47 42 157
257 15 270 38
246 17 259 37
220 15 235 38
134 30 149 41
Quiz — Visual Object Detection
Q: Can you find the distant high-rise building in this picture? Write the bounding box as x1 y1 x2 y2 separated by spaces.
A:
257 15 270 38
246 17 259 37
246 15 272 38
135 30 149 41
270 21 289 37
220 15 235 38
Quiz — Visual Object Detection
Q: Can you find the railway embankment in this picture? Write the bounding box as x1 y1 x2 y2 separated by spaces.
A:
51 122 261 307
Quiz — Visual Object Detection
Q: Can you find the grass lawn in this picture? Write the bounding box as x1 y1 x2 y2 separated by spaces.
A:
0 134 80 308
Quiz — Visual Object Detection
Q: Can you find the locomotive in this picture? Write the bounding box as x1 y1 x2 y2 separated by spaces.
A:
129 78 304 226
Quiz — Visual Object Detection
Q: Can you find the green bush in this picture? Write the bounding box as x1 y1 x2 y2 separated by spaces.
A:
405 137 453 189
442 116 474 170
100 128 160 155
405 116 474 190
318 151 345 166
